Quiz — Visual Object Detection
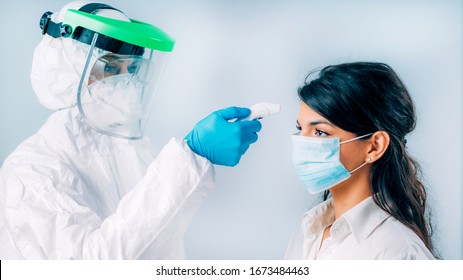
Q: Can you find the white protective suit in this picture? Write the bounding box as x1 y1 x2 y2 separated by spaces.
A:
0 1 214 259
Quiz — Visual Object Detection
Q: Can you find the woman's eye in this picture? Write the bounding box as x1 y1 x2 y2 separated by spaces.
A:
295 123 302 131
315 129 329 136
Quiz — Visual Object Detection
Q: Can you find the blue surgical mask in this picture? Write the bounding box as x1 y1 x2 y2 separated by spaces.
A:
291 133 372 194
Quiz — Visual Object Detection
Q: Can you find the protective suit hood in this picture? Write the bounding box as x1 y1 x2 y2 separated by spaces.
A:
30 1 129 110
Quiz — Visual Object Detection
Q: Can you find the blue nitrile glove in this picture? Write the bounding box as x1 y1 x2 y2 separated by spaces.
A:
185 106 262 166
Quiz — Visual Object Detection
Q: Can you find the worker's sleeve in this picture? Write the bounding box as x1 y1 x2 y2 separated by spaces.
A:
2 137 214 259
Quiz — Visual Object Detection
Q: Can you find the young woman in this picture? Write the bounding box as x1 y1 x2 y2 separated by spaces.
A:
285 62 435 259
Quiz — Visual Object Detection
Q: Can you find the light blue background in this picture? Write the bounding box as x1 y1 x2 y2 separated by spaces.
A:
0 0 461 259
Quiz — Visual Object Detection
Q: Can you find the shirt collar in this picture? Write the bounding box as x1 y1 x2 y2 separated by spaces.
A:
301 199 335 236
301 196 390 243
342 196 390 243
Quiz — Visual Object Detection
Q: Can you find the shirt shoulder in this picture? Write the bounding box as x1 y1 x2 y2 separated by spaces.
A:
366 216 435 259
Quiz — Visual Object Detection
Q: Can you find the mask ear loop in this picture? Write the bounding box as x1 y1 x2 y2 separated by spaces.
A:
340 133 374 174
349 157 372 174
340 133 373 144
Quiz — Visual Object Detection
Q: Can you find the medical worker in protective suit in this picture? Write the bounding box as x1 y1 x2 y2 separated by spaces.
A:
0 1 262 259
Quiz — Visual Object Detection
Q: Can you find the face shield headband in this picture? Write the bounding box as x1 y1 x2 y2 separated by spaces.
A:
38 2 175 53
39 3 145 56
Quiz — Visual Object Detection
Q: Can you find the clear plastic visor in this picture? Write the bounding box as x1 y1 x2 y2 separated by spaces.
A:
88 55 153 84
77 33 168 139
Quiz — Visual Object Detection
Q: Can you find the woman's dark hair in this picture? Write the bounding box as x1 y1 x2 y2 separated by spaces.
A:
298 62 434 255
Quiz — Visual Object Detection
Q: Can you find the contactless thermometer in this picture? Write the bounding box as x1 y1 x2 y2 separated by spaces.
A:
238 103 281 121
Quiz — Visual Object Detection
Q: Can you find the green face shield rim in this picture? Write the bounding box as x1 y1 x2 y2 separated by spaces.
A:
63 9 175 52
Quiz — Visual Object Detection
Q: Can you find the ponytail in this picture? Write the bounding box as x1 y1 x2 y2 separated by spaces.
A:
370 135 434 254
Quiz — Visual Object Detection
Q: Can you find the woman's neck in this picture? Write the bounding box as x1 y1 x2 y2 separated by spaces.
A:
329 171 371 219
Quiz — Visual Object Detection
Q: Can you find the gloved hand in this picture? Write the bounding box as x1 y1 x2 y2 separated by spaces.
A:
185 106 262 166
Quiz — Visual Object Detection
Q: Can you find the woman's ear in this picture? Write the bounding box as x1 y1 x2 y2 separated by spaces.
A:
366 131 390 163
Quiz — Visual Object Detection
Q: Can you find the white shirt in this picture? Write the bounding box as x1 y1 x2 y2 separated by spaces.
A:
285 196 434 260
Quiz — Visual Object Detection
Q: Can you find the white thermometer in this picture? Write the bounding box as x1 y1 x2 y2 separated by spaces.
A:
238 103 281 121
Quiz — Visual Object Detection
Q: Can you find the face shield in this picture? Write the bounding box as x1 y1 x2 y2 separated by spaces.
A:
77 38 168 139
39 4 175 139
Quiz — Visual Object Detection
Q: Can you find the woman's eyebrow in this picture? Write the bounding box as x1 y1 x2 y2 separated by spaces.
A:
297 120 334 127
309 120 334 126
